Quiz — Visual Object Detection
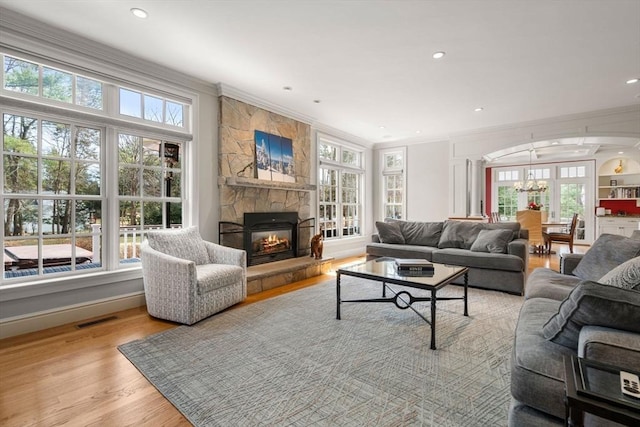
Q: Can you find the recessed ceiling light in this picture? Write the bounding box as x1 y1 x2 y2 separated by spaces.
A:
415 130 421 134
282 86 293 91
130 8 148 18
474 107 483 112
619 151 625 154
432 51 446 59
551 141 559 145
379 126 386 129
313 99 321 104
626 78 639 84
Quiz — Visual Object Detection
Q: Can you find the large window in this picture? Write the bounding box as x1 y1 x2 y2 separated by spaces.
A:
1 53 192 283
3 113 102 276
318 136 363 239
380 148 405 219
492 160 594 242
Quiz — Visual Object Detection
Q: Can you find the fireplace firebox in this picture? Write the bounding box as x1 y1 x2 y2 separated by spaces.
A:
218 213 315 266
244 212 298 266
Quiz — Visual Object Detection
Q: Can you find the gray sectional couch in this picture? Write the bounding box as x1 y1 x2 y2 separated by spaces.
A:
366 219 529 295
508 233 640 426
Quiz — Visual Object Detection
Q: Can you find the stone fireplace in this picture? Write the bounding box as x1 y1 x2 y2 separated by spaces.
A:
217 96 328 284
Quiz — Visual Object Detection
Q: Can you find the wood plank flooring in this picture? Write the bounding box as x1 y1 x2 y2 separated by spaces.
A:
0 245 584 426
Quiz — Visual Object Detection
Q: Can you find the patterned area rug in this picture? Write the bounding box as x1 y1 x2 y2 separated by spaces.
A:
119 277 523 426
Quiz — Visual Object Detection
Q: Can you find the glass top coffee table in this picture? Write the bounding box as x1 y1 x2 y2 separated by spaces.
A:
336 258 469 350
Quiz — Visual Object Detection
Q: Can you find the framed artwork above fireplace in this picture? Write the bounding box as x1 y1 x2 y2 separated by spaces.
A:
254 130 295 183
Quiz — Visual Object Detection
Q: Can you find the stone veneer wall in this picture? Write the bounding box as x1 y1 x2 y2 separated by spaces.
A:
218 96 313 225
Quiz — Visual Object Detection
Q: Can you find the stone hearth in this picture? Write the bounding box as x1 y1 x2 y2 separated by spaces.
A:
247 256 333 295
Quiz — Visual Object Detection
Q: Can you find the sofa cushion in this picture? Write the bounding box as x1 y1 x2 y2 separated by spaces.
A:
511 297 573 419
437 220 483 249
573 234 640 281
542 281 640 349
432 248 524 272
470 229 513 253
375 221 405 244
524 267 582 301
366 243 437 261
483 221 522 241
392 220 443 247
146 226 209 265
599 256 640 290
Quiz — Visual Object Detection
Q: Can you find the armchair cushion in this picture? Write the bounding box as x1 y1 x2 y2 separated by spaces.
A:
572 234 640 281
542 281 640 349
146 226 209 265
197 264 245 294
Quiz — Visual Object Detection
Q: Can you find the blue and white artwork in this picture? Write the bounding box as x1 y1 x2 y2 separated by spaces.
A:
254 131 295 182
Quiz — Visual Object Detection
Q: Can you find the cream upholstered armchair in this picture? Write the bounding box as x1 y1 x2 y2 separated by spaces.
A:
141 226 246 325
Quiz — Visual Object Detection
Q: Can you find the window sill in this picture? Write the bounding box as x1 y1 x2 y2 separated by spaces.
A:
0 267 143 302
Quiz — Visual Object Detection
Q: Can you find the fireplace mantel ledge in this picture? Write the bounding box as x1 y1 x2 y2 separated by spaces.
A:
218 176 316 192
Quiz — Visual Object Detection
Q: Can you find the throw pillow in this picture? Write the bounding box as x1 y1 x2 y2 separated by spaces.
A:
599 256 640 290
437 220 483 249
391 220 443 247
469 229 513 253
572 234 640 281
375 221 405 244
146 226 210 265
542 281 640 349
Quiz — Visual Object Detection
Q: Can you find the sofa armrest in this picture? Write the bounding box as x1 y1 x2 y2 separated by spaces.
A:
579 326 640 369
560 253 584 275
507 238 529 271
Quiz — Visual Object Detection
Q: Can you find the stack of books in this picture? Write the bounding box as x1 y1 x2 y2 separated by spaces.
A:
394 258 434 276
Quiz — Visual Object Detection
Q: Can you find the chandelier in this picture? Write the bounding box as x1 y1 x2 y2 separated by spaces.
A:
514 149 548 193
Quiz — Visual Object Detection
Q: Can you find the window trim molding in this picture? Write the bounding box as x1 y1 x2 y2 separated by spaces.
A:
316 133 365 240
379 146 407 220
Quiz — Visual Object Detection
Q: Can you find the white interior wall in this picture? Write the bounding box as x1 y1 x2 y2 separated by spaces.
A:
406 141 450 221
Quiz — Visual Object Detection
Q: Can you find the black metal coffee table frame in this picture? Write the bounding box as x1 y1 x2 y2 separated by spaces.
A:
336 260 469 350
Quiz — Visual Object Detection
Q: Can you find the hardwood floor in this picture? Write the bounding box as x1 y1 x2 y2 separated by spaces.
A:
0 246 584 426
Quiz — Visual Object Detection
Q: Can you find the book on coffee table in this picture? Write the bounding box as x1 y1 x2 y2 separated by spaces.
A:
394 258 434 273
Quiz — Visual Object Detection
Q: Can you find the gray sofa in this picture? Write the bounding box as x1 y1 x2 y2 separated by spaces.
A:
366 219 529 295
508 233 640 426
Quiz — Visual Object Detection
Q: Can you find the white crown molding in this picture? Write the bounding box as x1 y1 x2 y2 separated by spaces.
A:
0 7 218 97
218 83 315 125
312 123 373 148
449 104 640 140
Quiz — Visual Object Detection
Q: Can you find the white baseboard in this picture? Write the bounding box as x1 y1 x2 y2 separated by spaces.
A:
0 292 146 339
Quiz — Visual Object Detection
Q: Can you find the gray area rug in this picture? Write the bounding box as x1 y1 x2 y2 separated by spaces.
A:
119 277 522 426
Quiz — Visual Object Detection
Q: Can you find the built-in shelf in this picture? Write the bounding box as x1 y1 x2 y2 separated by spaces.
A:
218 176 316 192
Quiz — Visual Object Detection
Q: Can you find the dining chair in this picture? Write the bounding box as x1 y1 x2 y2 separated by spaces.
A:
544 213 579 254
490 212 501 223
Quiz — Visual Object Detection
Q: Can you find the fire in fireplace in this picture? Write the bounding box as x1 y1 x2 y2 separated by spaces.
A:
251 230 291 256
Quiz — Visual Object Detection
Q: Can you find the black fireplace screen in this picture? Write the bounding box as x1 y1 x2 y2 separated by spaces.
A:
219 213 315 266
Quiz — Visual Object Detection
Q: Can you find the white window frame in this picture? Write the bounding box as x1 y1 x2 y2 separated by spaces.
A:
380 147 406 220
1 52 193 285
317 134 364 240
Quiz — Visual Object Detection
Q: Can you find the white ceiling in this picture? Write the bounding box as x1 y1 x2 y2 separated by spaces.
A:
1 0 639 151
